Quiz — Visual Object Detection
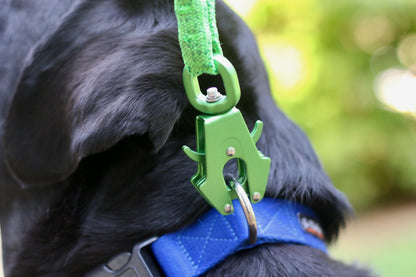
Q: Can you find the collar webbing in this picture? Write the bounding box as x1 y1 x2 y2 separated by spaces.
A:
174 0 223 76
151 198 327 277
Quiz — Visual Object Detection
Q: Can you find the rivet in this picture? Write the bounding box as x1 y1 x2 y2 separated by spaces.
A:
206 87 223 103
253 192 261 201
224 204 233 214
226 147 236 157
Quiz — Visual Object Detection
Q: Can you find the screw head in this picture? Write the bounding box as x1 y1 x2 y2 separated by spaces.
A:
252 192 261 201
206 87 223 103
224 204 233 214
226 147 236 157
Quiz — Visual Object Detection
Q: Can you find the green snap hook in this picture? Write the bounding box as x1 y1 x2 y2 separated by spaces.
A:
183 55 241 114
182 54 270 215
182 108 271 215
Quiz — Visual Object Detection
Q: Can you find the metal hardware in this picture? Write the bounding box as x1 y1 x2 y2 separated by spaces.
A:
224 204 233 213
206 87 223 103
227 176 257 245
252 192 261 202
86 237 160 277
226 147 236 157
181 53 270 216
183 55 241 114
183 107 271 215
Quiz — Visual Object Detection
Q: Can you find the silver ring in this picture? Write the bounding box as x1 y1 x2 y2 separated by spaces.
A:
229 177 257 245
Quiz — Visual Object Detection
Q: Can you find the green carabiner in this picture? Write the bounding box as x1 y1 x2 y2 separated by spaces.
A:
183 108 271 215
182 55 270 215
183 55 241 114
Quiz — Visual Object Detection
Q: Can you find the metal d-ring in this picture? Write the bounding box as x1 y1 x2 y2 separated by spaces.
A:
227 176 257 245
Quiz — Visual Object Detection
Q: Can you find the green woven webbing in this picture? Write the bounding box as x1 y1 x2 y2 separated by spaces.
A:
174 0 223 76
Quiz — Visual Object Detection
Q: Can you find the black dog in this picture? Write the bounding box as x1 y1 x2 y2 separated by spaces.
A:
0 0 371 276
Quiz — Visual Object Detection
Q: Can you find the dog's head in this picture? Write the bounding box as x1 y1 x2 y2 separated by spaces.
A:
1 0 360 275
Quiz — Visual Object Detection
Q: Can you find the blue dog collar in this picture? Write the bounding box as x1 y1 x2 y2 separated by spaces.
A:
151 198 327 277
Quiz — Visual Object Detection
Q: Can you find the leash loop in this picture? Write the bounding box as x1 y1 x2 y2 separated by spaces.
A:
183 55 241 114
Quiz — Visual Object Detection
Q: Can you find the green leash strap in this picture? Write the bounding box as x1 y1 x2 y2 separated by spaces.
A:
174 0 223 76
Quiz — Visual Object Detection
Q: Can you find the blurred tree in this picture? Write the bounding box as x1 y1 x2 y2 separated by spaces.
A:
246 0 416 210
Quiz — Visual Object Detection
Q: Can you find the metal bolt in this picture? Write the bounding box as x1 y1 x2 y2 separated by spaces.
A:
252 192 261 201
224 204 233 214
226 147 236 157
206 87 223 103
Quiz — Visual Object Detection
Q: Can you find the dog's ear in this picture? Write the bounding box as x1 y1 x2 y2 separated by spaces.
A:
4 8 185 188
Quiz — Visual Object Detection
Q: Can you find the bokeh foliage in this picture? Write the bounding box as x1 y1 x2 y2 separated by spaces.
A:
246 0 416 210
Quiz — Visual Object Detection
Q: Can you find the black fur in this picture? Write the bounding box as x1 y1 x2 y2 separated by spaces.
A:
0 0 371 276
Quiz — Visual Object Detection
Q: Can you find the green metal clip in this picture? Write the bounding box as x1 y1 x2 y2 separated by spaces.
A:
183 108 271 215
182 56 271 215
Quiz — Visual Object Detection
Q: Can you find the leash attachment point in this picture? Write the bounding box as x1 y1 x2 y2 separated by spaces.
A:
175 0 270 221
228 176 257 245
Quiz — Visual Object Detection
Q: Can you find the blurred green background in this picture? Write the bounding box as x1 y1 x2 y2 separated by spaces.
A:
226 0 416 276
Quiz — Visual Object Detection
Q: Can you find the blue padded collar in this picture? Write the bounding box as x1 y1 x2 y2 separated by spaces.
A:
151 198 327 277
